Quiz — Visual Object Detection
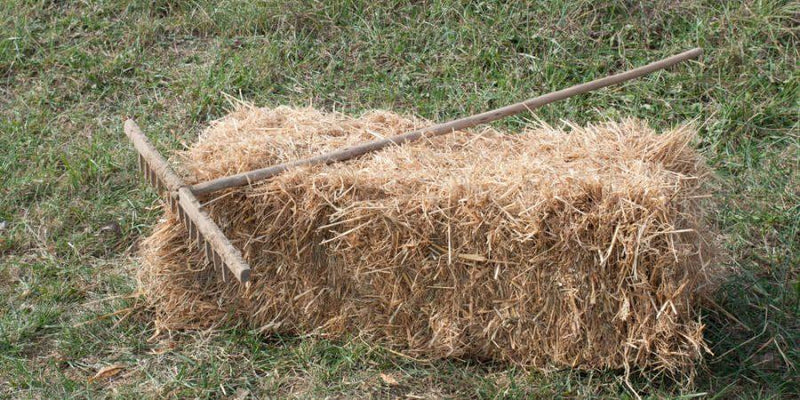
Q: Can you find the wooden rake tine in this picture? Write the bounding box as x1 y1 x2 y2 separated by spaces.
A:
124 120 251 283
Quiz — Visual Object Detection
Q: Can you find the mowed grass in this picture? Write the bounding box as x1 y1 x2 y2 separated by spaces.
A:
0 0 797 398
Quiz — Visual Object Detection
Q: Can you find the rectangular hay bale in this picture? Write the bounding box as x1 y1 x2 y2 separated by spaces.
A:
139 106 718 375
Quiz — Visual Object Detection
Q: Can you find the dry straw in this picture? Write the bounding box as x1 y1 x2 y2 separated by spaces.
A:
139 105 719 377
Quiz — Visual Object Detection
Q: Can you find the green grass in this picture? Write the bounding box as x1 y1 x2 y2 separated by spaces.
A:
1 0 797 398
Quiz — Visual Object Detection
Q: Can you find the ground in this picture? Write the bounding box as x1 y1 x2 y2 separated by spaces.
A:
0 1 797 398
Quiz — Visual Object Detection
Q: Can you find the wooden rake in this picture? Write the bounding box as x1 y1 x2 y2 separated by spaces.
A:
124 48 702 285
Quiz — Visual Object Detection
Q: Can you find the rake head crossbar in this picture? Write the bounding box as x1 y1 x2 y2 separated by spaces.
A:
125 48 701 286
125 120 251 283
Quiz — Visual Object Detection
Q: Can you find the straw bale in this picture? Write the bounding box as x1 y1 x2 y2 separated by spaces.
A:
139 105 718 376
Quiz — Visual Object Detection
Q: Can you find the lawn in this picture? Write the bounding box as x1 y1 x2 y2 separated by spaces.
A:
1 0 797 398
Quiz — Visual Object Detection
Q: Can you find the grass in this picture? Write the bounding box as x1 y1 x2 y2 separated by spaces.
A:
0 0 797 398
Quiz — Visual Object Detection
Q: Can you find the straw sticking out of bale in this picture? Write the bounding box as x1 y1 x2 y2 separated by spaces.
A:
138 105 719 377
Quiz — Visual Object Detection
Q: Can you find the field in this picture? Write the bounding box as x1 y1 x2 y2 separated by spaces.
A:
1 1 798 398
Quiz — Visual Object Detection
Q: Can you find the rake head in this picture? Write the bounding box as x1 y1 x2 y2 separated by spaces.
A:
125 119 251 284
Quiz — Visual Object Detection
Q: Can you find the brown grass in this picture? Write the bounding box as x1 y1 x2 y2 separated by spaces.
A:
138 105 719 378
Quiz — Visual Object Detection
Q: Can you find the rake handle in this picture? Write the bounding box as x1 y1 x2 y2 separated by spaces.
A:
191 48 702 196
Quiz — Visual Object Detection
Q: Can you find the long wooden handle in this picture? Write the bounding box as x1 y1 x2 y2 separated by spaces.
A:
191 48 702 196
